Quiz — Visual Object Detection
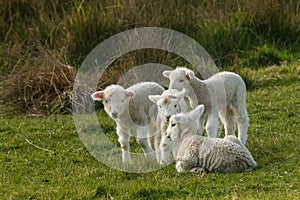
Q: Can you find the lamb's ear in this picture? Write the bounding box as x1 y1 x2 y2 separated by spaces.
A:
163 70 172 78
173 114 188 123
176 88 186 100
91 91 104 101
188 105 205 121
148 95 160 104
185 70 195 79
173 115 183 123
125 90 135 98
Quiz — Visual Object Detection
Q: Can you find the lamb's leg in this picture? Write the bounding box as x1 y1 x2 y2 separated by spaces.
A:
160 136 172 164
205 112 219 138
219 106 236 136
153 117 162 163
176 160 202 173
197 115 205 135
116 127 131 163
236 114 249 145
175 161 185 172
160 120 173 164
176 151 199 173
190 167 208 174
148 118 157 152
232 103 249 145
148 109 159 151
154 133 161 163
232 86 249 144
136 126 155 159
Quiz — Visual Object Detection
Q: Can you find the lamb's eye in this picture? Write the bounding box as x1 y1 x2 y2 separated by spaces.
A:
174 104 177 108
179 79 184 83
171 123 176 127
159 105 162 109
104 100 108 104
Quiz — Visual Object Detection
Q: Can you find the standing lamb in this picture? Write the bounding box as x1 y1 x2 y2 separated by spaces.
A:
148 89 188 164
91 82 164 163
166 105 256 173
163 67 249 144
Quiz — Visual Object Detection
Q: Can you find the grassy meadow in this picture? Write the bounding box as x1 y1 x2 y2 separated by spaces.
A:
0 0 300 199
1 64 299 199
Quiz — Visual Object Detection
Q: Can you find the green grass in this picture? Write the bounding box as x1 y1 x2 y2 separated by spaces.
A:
1 65 299 199
1 1 300 198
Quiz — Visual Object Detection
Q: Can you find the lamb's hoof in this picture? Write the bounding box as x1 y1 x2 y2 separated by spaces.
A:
190 167 208 175
175 162 185 173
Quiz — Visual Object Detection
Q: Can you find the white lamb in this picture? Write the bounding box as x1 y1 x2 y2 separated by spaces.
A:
148 89 188 164
163 67 249 144
166 105 256 173
91 82 164 163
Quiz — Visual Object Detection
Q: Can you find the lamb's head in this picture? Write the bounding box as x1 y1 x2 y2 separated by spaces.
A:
91 85 135 119
163 67 195 93
166 105 204 142
148 89 187 122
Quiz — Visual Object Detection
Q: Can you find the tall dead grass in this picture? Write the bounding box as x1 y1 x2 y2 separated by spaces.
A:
0 47 74 115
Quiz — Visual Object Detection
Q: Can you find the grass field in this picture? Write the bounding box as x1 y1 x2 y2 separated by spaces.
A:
1 64 299 199
1 0 300 199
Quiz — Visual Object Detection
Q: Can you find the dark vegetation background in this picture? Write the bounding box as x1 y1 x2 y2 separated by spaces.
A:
0 0 299 115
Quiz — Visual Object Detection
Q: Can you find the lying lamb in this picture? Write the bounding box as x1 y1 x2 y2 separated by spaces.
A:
91 82 164 163
148 89 188 164
166 105 256 173
163 67 249 144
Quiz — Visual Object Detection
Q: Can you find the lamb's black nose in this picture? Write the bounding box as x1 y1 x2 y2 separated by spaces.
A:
111 112 118 118
165 116 170 122
166 135 171 139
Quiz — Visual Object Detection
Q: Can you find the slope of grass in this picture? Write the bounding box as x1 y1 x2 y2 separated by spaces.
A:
1 65 299 199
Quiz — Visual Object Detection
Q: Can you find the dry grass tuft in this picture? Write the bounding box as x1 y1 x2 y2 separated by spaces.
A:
1 47 75 115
